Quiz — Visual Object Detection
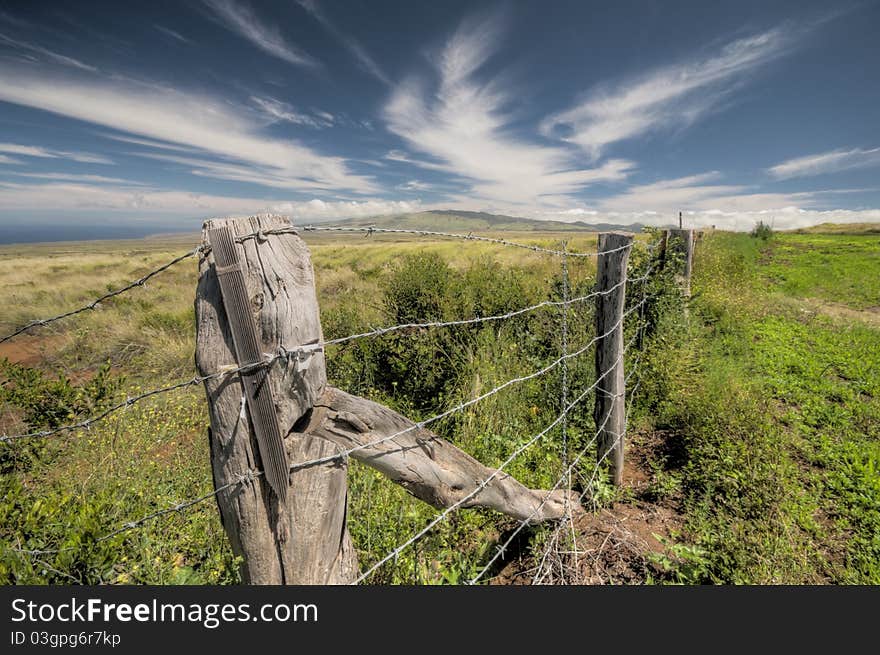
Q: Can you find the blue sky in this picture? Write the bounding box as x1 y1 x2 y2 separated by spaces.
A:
0 0 878 235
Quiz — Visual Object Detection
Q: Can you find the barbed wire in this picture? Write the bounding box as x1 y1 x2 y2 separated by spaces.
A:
1 274 651 443
468 318 649 584
523 368 648 586
351 330 634 584
5 230 666 584
235 225 634 259
347 245 656 581
1 374 206 443
559 242 574 542
0 246 203 345
285 294 649 474
468 254 657 585
10 298 646 558
324 272 651 346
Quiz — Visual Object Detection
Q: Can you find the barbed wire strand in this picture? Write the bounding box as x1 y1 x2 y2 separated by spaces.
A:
559 241 579 570
469 260 656 585
285 294 649 474
1 243 660 443
237 225 634 259
351 334 633 584
0 246 203 345
6 237 661 571
1 285 649 443
528 339 649 585
10 303 646 558
324 272 649 346
468 321 648 585
7 266 656 558
525 366 648 586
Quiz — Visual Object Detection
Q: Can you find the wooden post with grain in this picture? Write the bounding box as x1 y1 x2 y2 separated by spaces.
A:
195 214 581 584
594 232 633 486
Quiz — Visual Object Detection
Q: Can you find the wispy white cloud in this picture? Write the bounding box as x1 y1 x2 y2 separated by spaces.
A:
541 27 796 159
272 198 422 221
130 150 348 192
154 24 191 44
0 179 421 221
12 172 145 185
383 149 450 172
397 180 434 192
202 0 319 68
0 64 377 193
593 171 878 226
383 14 634 207
767 146 880 179
297 0 390 85
96 133 201 153
0 142 113 164
0 154 21 164
0 180 264 214
597 172 741 211
250 96 334 128
0 32 98 72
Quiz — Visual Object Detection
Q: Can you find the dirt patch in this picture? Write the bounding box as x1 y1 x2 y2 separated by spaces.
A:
491 428 687 585
491 502 682 585
800 300 880 328
0 334 68 366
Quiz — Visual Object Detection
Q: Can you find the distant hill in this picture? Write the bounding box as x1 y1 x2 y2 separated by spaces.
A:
329 210 645 233
790 222 880 235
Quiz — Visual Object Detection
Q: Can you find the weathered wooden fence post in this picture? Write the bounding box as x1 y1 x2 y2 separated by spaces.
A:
594 232 633 486
666 228 694 297
195 214 357 584
194 214 587 584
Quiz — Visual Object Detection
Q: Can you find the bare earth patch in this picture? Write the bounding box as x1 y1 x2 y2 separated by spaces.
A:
492 429 686 585
0 333 68 366
801 300 880 328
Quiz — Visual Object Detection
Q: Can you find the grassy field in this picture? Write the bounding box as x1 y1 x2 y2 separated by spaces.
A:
640 227 880 583
0 225 878 584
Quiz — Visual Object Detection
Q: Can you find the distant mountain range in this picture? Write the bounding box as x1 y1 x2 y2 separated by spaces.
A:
330 210 649 233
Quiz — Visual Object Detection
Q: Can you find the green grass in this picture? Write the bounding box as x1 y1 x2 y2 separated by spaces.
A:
646 230 880 583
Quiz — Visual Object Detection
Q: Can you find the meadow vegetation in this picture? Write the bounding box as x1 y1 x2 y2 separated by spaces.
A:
0 226 877 584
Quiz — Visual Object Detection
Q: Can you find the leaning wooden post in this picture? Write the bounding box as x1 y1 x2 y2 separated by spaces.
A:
594 232 633 486
194 214 357 584
667 228 694 297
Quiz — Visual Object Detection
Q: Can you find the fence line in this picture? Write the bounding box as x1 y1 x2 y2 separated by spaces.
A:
1 278 647 443
352 249 656 582
0 246 203 345
11 289 649 560
9 248 656 563
3 221 686 586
